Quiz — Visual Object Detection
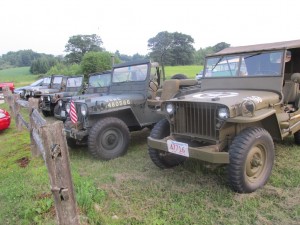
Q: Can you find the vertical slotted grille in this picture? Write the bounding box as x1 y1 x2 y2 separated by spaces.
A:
43 95 51 108
171 102 218 140
75 103 85 124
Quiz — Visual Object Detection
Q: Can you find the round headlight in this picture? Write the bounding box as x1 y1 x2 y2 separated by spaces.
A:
81 104 88 116
47 96 50 101
241 100 256 116
58 100 63 107
65 103 71 113
218 108 229 119
166 103 175 114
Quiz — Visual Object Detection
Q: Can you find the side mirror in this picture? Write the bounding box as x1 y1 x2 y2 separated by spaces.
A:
291 73 300 83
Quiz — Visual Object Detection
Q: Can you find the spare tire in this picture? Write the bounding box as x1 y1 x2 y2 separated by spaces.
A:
170 74 188 79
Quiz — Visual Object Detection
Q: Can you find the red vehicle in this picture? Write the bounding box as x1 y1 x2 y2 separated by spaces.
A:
0 82 15 92
0 109 10 131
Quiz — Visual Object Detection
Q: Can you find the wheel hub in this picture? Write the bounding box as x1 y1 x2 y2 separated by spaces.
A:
246 146 266 180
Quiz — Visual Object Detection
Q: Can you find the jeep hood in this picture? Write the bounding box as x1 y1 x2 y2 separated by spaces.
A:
76 93 145 106
176 90 281 111
39 88 61 94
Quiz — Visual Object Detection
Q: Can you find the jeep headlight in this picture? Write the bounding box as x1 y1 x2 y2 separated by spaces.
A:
58 100 63 107
80 104 88 116
40 96 44 101
47 96 50 101
65 103 71 113
241 100 256 116
218 108 229 119
166 103 175 115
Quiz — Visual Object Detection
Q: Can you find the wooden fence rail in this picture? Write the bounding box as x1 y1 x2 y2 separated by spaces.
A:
3 86 79 225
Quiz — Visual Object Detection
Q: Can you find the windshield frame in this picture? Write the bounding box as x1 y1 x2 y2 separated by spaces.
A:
112 63 148 83
204 50 284 78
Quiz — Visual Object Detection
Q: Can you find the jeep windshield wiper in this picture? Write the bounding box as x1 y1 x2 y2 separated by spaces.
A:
211 56 224 71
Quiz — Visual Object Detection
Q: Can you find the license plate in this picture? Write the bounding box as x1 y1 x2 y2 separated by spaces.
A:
61 111 66 117
167 140 189 157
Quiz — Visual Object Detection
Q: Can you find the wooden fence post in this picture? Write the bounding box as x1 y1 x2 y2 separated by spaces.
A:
41 121 79 225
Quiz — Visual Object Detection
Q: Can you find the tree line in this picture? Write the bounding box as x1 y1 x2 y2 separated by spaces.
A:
0 32 230 75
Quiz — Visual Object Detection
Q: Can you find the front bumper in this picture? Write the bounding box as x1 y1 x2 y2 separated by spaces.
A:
64 120 88 141
147 137 229 164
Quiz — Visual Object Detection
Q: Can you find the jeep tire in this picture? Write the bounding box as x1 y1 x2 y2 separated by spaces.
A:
67 137 78 149
171 74 188 79
88 117 130 160
228 127 274 193
293 130 300 145
42 109 52 117
148 119 186 168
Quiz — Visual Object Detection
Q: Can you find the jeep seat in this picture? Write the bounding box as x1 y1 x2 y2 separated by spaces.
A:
283 73 300 105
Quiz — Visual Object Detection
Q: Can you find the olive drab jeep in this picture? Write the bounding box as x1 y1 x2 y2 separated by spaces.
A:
64 60 201 160
40 75 84 117
147 39 300 193
54 71 112 121
25 75 66 99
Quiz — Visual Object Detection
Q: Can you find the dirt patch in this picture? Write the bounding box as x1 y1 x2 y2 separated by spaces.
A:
16 157 30 168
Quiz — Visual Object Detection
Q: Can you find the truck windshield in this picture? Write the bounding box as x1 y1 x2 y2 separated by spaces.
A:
205 51 284 77
112 64 148 83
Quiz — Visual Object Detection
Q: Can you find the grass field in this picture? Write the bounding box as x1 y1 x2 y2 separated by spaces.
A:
0 67 299 224
0 67 37 87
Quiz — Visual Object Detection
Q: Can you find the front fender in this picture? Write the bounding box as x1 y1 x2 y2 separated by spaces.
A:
227 108 276 123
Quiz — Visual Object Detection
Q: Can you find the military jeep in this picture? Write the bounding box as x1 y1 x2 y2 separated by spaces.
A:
40 75 84 117
148 39 300 193
25 75 66 99
54 71 111 120
64 60 200 160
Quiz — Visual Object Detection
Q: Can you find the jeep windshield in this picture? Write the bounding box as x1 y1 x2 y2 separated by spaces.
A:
66 77 83 88
89 73 111 87
112 64 148 83
204 51 284 77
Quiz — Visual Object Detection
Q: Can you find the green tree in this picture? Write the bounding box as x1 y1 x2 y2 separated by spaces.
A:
81 51 119 76
65 34 104 64
194 42 230 65
148 31 195 66
1 50 41 67
30 56 59 74
47 62 82 76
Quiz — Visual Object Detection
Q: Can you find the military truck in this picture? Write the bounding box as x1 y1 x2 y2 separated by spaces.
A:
54 71 111 120
25 75 66 99
40 75 84 117
147 39 300 193
64 60 200 160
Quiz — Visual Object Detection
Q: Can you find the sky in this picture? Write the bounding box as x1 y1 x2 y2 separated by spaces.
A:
1 0 300 56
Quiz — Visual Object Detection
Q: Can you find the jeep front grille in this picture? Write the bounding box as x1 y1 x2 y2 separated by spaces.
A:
74 103 86 125
171 102 220 141
43 95 51 108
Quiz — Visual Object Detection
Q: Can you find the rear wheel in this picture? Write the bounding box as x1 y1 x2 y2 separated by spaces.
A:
88 117 130 160
228 127 274 193
148 119 186 168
